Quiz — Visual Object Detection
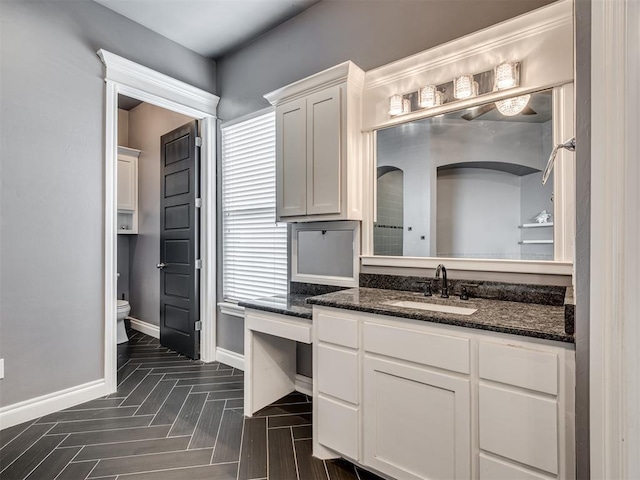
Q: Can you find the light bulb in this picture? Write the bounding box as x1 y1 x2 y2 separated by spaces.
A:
495 94 531 116
402 98 411 115
454 75 478 99
389 94 403 115
494 62 519 90
419 85 443 108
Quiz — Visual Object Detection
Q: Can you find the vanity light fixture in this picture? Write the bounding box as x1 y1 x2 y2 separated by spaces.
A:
495 94 531 116
419 85 444 108
387 61 523 117
494 61 520 90
389 94 404 116
402 98 412 115
453 74 478 99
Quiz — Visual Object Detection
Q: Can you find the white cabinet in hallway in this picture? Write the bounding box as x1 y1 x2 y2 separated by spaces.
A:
266 61 365 222
116 146 140 234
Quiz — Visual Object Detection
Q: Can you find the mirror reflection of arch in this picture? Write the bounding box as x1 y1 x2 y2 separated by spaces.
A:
374 89 554 261
374 167 404 256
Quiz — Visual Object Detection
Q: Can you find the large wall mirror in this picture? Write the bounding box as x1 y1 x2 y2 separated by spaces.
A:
373 88 573 266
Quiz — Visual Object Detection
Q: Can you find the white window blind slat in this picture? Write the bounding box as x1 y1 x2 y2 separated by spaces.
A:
221 111 287 303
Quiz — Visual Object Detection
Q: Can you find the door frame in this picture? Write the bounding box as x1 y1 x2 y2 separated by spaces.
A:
98 50 220 393
589 0 640 478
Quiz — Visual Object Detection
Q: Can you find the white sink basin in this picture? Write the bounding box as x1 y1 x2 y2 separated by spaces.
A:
383 300 477 316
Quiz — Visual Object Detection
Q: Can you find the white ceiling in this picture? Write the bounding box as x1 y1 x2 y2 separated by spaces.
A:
95 0 321 58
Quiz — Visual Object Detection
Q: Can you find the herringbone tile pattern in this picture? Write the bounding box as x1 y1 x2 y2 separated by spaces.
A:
0 330 383 480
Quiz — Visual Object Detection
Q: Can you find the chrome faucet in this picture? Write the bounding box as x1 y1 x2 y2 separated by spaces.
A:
435 264 449 298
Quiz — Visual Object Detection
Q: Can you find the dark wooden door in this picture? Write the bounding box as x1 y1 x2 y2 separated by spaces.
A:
159 121 200 359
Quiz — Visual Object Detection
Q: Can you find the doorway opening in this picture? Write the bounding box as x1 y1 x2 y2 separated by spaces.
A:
116 96 201 358
99 49 220 394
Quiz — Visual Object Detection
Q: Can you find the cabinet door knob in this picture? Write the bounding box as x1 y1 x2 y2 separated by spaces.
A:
156 263 166 269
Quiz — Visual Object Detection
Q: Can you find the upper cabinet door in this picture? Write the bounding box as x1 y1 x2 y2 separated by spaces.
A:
276 97 307 218
306 86 342 216
117 155 136 212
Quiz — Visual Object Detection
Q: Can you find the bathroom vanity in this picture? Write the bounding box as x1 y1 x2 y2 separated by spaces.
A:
240 286 575 480
308 289 575 480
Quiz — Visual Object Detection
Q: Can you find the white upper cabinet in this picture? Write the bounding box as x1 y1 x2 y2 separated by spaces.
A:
117 146 140 234
276 97 307 217
117 152 137 211
265 61 365 222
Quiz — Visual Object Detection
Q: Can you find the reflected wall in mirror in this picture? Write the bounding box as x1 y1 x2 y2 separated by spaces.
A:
374 90 554 261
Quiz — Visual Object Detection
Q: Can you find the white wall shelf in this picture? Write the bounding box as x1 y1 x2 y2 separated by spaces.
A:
520 222 554 228
519 240 554 244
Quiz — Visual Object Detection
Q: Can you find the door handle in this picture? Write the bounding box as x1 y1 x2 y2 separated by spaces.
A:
156 263 166 269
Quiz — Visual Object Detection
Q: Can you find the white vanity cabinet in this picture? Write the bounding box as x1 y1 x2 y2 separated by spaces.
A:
312 306 576 480
313 308 361 461
117 146 140 234
363 356 471 480
265 61 365 222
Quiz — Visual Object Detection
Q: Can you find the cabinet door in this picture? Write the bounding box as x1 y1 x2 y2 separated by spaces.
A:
479 384 558 475
117 156 136 211
363 356 471 480
276 98 307 218
306 86 342 215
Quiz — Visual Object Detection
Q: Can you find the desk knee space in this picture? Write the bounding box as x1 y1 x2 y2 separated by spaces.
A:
244 309 312 417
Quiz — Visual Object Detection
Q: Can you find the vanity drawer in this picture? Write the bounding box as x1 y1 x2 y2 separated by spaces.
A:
479 384 558 475
317 394 359 461
317 344 359 404
479 342 558 395
479 454 552 480
363 322 470 374
316 309 359 348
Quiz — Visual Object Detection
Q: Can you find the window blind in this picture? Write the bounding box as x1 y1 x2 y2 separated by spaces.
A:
221 111 287 303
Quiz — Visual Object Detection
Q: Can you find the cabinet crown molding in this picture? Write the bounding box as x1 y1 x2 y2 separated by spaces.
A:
363 0 572 91
264 60 365 106
117 146 141 157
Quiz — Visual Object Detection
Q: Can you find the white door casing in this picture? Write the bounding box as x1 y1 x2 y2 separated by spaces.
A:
98 50 220 393
590 0 640 478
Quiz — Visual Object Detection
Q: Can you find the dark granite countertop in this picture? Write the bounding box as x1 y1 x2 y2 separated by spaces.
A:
239 293 313 320
306 287 574 344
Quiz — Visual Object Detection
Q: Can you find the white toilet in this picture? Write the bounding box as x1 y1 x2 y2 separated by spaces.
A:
116 300 131 344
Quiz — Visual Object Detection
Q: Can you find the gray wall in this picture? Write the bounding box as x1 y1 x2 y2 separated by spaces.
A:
376 118 551 259
0 0 215 407
374 170 404 256
217 0 556 121
118 109 130 146
437 168 522 258
377 124 434 256
117 236 130 300
215 0 556 356
127 103 194 327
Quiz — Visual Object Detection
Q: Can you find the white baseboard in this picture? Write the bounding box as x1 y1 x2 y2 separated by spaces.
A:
216 348 245 371
0 379 108 430
128 317 160 339
295 374 313 396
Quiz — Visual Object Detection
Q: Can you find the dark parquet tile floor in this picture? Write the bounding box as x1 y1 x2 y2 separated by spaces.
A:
0 330 384 480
